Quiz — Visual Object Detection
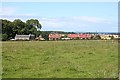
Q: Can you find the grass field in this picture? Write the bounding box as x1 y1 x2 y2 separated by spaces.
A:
2 40 118 78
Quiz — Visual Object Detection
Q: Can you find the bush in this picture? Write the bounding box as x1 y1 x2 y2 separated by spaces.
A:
94 35 101 40
2 34 8 41
111 36 114 40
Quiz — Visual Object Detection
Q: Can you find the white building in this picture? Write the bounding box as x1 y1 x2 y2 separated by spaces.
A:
15 34 35 40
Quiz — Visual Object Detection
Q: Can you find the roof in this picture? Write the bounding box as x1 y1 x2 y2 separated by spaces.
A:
15 34 35 40
79 34 91 38
67 34 78 38
15 35 30 38
68 34 91 38
49 33 61 38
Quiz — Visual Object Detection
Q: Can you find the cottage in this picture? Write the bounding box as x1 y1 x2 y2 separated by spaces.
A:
113 35 119 39
67 34 79 39
100 34 111 40
79 34 92 39
67 34 92 40
15 34 35 40
49 33 61 40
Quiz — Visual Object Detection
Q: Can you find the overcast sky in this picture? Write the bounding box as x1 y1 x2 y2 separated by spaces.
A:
1 2 118 32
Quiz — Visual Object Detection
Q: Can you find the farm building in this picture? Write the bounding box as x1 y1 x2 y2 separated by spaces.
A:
49 33 61 40
35 35 45 41
100 34 112 40
15 34 35 40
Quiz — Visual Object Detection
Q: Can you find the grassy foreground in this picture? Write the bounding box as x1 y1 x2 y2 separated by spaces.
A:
2 40 118 78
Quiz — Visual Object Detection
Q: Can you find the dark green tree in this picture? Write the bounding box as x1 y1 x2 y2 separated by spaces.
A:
1 19 42 41
26 19 42 36
13 19 26 35
26 19 42 31
110 35 114 40
36 31 42 37
2 19 13 39
94 35 101 40
41 31 49 40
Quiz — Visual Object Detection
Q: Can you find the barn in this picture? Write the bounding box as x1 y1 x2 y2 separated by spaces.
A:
15 34 35 40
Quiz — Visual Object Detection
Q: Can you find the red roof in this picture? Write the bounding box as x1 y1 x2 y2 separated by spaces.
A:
49 34 61 38
68 34 92 38
79 34 91 38
49 33 91 39
67 34 79 38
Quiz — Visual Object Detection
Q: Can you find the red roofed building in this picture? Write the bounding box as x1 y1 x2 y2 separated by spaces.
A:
79 34 92 39
49 33 61 40
67 34 92 40
67 34 79 39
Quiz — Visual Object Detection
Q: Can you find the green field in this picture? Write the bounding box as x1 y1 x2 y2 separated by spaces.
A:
2 40 118 78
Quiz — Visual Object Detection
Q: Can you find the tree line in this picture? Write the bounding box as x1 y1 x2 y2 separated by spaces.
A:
0 19 77 41
1 19 115 41
0 19 42 41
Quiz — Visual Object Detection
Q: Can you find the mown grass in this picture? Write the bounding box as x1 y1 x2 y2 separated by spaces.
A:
2 40 118 78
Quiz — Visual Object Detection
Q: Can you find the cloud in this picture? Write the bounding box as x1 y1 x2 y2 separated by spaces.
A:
1 7 35 19
0 15 117 32
40 16 112 27
39 16 115 32
1 7 16 15
72 16 111 24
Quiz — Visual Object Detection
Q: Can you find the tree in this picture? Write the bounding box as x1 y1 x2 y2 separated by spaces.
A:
13 19 26 35
26 19 42 37
1 19 42 41
26 19 42 31
29 27 37 35
110 35 114 40
2 19 13 39
36 31 42 37
94 35 101 40
41 31 49 40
